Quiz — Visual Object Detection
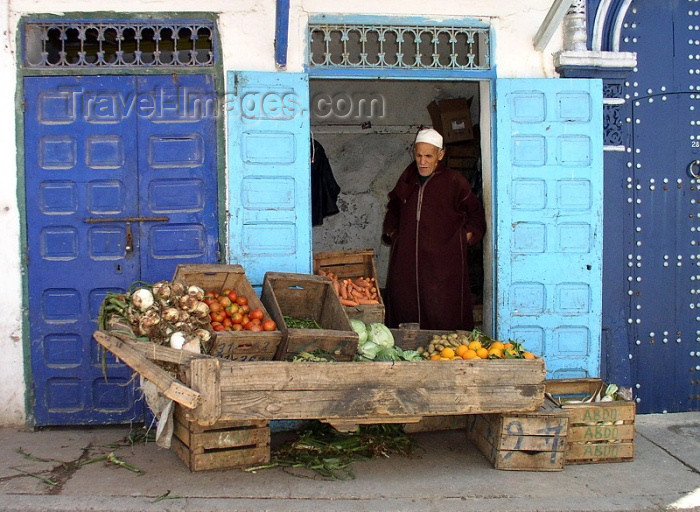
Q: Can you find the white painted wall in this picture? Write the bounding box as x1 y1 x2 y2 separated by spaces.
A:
0 0 565 425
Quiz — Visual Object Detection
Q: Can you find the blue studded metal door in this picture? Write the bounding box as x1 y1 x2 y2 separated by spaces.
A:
630 92 699 413
24 74 219 426
617 1 700 413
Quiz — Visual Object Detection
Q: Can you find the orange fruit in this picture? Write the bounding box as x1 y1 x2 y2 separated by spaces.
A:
455 345 469 357
461 349 478 360
490 341 504 351
523 352 536 360
430 354 441 361
487 347 504 358
504 348 518 358
440 347 455 359
467 340 482 351
503 343 514 350
476 347 489 359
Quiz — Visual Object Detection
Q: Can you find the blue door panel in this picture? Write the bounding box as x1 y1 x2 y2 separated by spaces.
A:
495 78 604 378
226 71 311 287
25 76 142 425
25 74 220 425
136 74 220 282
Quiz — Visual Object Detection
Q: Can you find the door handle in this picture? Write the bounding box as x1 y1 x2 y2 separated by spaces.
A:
125 222 133 253
83 216 170 224
689 160 700 179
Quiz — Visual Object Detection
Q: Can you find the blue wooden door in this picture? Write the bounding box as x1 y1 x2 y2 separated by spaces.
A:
495 79 603 378
24 75 219 426
226 71 311 287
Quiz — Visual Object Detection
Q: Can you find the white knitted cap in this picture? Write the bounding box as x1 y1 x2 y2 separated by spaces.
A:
415 128 443 149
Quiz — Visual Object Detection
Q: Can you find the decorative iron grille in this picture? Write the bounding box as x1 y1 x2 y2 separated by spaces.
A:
23 21 216 68
308 23 490 70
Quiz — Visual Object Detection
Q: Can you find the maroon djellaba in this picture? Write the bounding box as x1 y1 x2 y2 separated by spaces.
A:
381 158 486 331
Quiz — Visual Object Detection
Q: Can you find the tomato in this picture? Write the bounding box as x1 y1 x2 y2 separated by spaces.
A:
248 308 264 321
235 296 248 306
227 290 238 302
222 317 233 328
226 304 240 316
211 322 225 332
230 312 244 324
262 319 276 331
232 323 243 331
248 323 263 332
240 304 250 314
218 296 232 308
211 311 225 323
209 302 223 313
221 288 232 298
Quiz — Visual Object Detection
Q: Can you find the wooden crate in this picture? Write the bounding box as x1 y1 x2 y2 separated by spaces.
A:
546 379 636 464
172 406 270 471
172 264 282 361
313 249 385 324
466 398 568 471
261 272 359 361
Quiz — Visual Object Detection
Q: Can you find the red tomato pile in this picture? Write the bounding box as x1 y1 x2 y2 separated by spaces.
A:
204 289 277 332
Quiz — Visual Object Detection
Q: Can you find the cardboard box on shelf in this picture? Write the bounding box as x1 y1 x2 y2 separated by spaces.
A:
427 97 474 143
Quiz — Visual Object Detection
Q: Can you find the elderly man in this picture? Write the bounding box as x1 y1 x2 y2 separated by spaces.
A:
382 128 486 330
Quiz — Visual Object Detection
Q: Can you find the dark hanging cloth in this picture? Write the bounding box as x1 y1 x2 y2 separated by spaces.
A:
311 139 341 226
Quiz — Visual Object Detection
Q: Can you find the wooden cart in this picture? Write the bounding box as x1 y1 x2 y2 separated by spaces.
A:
94 329 546 433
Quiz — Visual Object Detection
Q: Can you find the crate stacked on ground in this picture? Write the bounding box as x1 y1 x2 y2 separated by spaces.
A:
261 271 360 361
466 397 569 471
313 249 385 324
172 264 282 361
171 405 270 471
545 379 636 464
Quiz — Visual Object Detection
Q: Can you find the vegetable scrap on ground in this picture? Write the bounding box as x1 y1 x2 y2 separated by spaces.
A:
245 421 415 480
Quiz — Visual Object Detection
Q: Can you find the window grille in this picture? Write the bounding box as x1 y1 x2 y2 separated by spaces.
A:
308 23 490 70
23 21 216 68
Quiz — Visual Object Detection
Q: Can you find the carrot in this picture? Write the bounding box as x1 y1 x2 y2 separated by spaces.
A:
357 298 380 305
331 279 341 297
340 298 359 307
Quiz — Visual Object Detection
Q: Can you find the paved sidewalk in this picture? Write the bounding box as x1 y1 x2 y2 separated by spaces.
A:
0 412 698 512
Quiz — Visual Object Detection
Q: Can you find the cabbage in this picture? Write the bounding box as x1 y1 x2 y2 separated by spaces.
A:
349 319 368 344
367 323 394 348
358 340 381 359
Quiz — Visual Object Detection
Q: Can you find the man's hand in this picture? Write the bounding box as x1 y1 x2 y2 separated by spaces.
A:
467 232 474 243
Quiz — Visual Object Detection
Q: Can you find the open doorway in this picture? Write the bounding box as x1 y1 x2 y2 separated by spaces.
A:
309 79 490 329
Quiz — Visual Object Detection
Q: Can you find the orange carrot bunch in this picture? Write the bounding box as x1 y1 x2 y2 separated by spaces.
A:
318 269 381 307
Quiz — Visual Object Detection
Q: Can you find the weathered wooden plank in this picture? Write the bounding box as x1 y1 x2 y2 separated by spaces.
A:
563 402 636 424
567 423 635 443
326 416 423 432
93 331 201 410
214 386 545 421
404 415 468 433
215 359 546 391
493 449 566 471
188 358 221 426
566 442 635 464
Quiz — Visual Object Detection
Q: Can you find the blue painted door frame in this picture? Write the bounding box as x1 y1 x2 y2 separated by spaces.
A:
24 74 220 426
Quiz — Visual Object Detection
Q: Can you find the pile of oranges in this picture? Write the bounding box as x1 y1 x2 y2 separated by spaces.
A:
428 340 536 361
204 288 277 332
